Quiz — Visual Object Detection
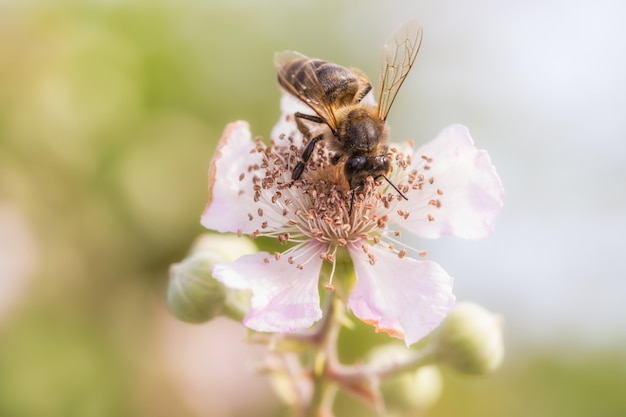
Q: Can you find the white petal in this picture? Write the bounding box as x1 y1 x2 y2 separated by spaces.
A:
200 121 285 235
347 242 456 346
212 241 326 332
270 94 309 148
393 125 504 239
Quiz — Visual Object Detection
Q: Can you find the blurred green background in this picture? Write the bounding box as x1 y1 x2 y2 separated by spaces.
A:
1 0 625 416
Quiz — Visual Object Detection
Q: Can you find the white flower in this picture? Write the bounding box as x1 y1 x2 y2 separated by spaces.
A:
201 95 503 346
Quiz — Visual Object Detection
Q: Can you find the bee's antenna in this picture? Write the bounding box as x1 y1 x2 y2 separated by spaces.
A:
380 174 408 201
347 176 407 217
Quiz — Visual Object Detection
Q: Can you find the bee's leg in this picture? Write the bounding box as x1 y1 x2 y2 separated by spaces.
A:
292 112 327 180
295 115 311 138
349 190 356 217
294 112 325 138
292 133 324 180
348 186 364 217
295 112 325 124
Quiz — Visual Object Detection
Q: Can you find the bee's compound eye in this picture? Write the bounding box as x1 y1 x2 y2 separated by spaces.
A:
345 156 367 174
371 155 389 170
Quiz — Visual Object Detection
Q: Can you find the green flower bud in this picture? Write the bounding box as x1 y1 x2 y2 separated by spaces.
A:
166 233 256 323
432 302 504 375
368 345 442 416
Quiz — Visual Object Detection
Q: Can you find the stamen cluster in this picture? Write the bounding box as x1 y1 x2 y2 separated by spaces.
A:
244 128 434 269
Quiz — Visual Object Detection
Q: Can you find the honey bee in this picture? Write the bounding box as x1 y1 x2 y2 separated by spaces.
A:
275 20 423 214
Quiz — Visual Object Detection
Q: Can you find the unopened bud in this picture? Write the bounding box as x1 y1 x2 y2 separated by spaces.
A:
368 345 442 415
432 302 504 375
166 234 256 323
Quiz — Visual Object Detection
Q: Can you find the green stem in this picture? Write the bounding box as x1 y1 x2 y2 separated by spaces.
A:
305 355 330 417
304 294 342 417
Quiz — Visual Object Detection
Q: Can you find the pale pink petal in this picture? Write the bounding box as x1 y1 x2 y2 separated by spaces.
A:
392 124 504 239
201 121 285 234
270 94 310 148
347 242 455 346
212 241 326 332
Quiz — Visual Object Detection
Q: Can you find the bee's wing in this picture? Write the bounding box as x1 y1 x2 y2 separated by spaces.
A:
377 20 422 121
274 50 338 131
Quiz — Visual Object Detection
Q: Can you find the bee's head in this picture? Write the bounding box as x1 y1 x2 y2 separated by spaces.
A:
344 155 390 191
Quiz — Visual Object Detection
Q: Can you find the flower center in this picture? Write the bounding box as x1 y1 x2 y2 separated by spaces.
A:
243 130 439 251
